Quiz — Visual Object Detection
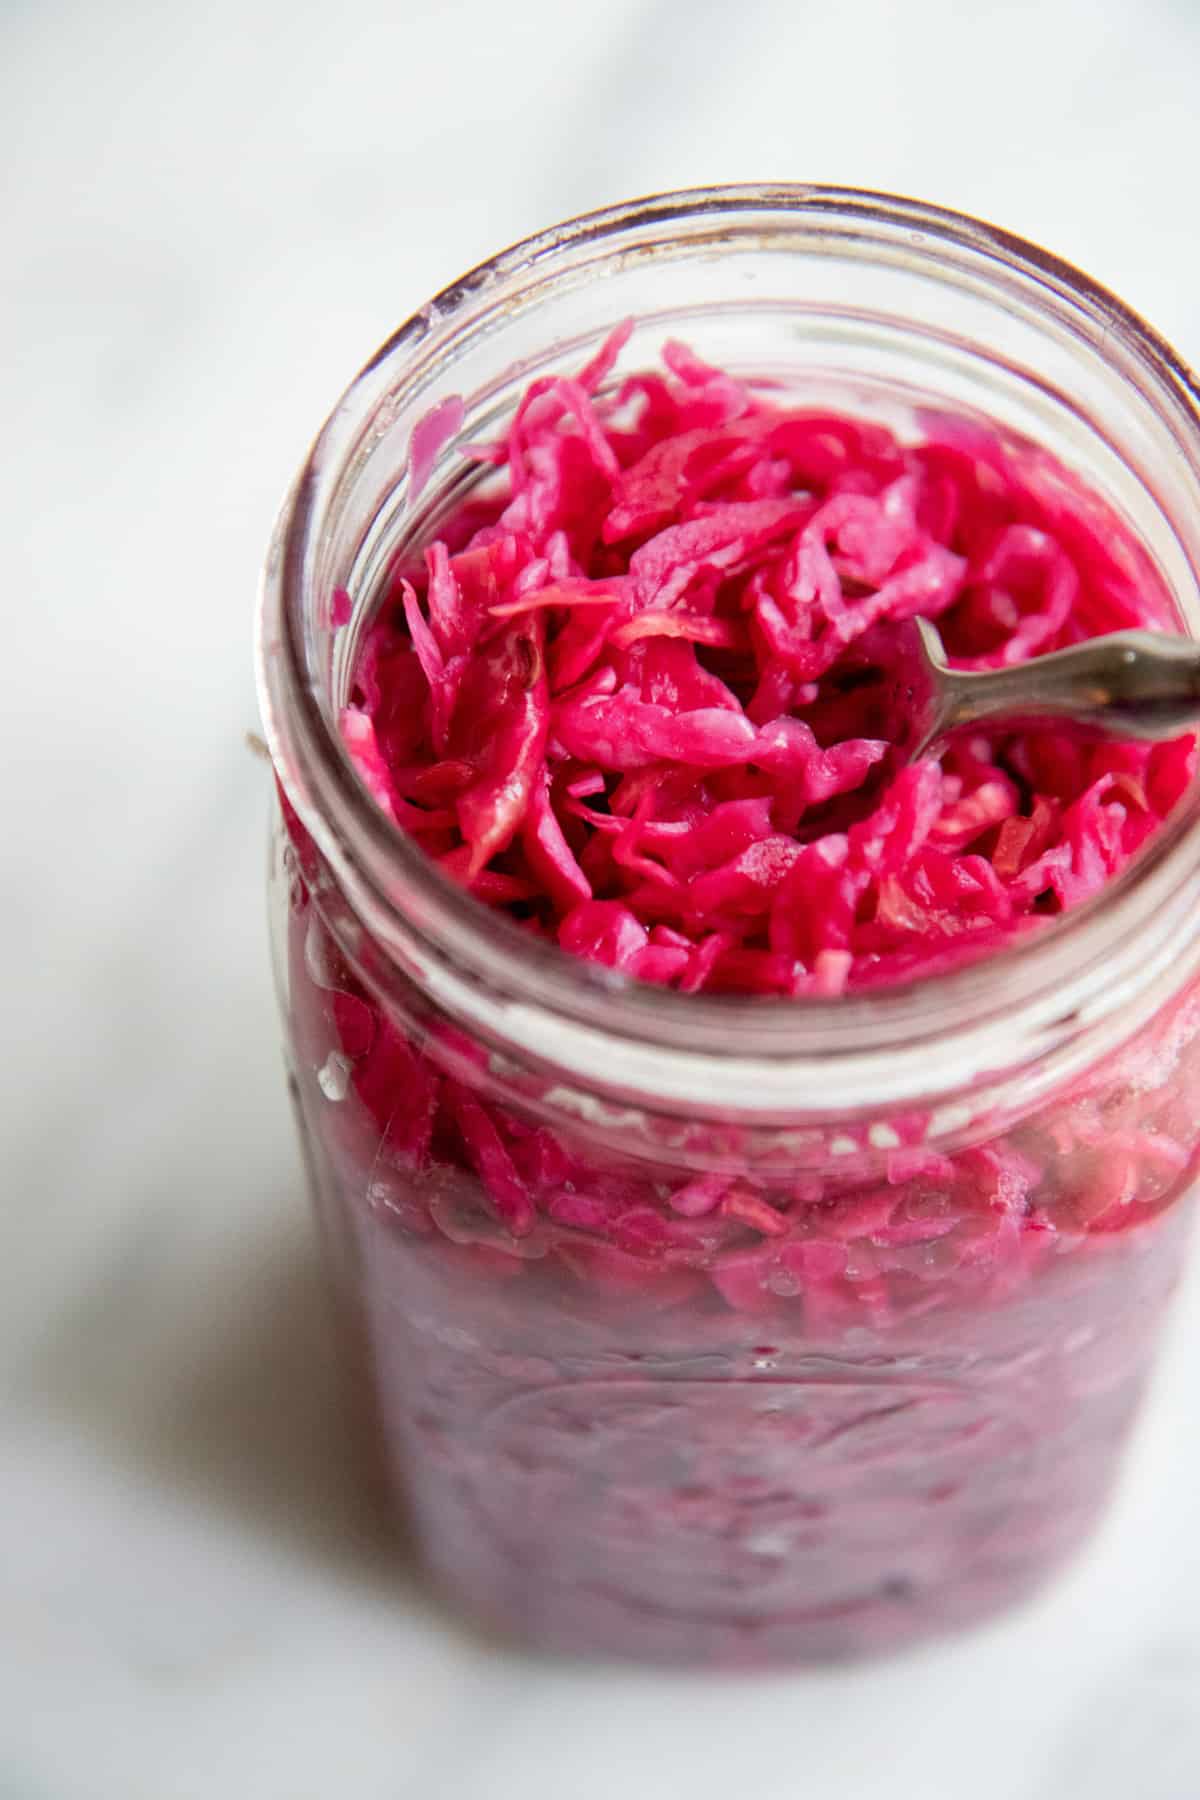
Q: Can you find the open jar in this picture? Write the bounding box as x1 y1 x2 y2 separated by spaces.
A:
257 186 1200 1665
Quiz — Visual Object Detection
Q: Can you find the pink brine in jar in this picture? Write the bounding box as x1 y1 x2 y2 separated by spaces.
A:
257 188 1200 1665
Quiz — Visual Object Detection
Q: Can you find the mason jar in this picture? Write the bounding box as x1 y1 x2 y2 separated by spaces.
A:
256 185 1200 1666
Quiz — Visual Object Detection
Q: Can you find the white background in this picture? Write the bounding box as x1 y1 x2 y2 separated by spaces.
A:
4 2 1200 1795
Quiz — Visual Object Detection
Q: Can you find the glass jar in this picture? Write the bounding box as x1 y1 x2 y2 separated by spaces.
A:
257 185 1200 1666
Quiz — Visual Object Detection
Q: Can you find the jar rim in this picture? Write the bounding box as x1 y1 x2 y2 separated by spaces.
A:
257 182 1200 1117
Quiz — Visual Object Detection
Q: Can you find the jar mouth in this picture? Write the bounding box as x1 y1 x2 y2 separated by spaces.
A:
257 182 1200 1116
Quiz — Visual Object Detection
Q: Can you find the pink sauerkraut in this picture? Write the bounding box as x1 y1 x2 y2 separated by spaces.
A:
273 331 1200 1664
340 327 1194 998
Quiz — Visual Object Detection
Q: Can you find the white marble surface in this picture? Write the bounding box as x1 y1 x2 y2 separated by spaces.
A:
5 1 1200 1794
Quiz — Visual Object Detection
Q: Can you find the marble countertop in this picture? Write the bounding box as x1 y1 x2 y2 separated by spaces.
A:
5 1 1200 1793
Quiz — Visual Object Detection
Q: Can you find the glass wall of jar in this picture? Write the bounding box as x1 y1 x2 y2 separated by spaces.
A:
258 187 1200 1665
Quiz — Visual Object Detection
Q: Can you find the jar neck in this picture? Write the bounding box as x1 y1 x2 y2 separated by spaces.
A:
257 184 1200 1139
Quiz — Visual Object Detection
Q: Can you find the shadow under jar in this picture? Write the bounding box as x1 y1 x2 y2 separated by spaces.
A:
257 186 1200 1666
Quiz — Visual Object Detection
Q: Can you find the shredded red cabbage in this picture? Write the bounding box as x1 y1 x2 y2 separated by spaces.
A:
341 328 1193 997
278 330 1200 1664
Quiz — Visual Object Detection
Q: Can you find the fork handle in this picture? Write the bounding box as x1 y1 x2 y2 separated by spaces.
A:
939 629 1200 742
